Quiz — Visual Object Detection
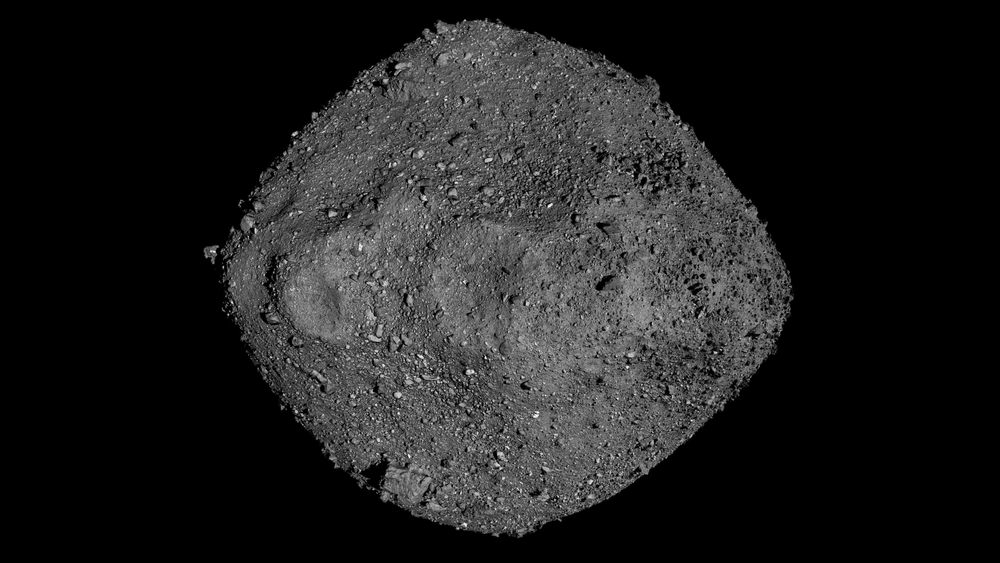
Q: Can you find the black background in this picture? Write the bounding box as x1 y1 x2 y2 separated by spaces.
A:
169 8 870 552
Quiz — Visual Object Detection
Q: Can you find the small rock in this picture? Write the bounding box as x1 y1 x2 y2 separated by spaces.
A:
367 334 382 342
596 222 620 235
203 245 219 263
447 187 459 198
393 391 403 399
596 275 622 291
240 215 255 232
464 368 476 375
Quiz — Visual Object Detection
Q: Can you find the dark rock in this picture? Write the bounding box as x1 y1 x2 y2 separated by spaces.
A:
596 275 622 291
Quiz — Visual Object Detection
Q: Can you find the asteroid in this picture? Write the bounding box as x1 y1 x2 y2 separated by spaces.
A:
216 19 792 536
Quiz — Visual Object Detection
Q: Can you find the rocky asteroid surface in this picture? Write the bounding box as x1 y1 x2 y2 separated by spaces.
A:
215 20 792 536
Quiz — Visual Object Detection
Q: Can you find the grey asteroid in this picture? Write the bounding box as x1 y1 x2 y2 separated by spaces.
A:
217 19 792 536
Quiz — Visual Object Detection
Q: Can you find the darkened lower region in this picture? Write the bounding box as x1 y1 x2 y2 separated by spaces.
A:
215 20 792 536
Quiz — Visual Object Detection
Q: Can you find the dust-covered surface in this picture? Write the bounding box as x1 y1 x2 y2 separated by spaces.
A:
216 20 791 536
